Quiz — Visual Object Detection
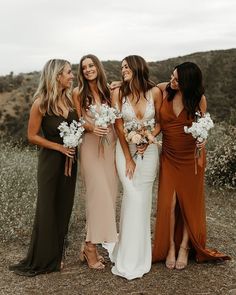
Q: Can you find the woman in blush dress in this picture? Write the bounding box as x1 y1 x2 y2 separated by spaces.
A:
152 62 230 270
73 54 118 269
110 55 162 280
9 59 78 277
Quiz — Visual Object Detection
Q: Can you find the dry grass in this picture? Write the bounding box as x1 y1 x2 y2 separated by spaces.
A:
0 141 235 295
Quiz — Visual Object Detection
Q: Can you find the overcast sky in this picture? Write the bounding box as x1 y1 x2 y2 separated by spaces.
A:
0 0 235 75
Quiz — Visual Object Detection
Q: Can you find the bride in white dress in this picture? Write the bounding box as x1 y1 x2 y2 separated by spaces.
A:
110 55 162 280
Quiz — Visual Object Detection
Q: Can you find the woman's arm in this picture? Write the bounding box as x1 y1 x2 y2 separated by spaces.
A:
152 86 163 137
72 87 91 131
111 88 136 179
28 99 75 158
199 95 207 113
109 81 122 92
197 95 207 149
157 82 168 93
72 87 82 118
72 87 108 136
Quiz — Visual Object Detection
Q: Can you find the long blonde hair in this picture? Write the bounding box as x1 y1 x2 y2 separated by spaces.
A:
34 59 74 115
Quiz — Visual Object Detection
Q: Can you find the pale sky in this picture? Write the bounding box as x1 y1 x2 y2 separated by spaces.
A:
0 0 235 75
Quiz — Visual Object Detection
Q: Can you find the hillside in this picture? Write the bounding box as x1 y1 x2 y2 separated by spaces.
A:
0 48 235 141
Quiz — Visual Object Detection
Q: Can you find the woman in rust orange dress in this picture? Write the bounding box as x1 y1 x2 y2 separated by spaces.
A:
152 62 230 270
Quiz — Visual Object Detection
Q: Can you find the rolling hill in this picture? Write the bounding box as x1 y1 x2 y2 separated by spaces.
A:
0 48 235 141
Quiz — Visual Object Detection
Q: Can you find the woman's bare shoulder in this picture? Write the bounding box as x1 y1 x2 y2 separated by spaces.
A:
157 82 168 92
31 97 42 108
150 86 162 99
72 87 79 96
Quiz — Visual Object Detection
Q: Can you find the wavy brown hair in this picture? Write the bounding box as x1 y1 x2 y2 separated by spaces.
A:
120 55 156 103
77 54 110 110
34 59 74 116
166 62 205 118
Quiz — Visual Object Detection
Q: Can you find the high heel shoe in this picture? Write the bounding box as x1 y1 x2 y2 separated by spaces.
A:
79 244 105 270
96 249 105 263
166 258 176 270
176 246 190 270
165 244 176 269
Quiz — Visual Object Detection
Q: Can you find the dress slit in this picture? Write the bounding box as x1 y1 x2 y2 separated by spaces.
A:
173 191 193 252
152 97 230 263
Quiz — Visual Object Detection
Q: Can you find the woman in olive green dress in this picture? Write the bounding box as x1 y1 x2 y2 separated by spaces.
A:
9 59 78 277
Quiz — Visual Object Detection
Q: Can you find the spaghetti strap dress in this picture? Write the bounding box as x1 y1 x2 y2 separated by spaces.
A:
152 98 230 263
10 110 78 276
80 105 118 244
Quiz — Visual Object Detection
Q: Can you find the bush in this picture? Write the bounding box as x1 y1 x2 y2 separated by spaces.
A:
0 140 81 243
0 141 38 242
206 123 236 189
0 73 24 93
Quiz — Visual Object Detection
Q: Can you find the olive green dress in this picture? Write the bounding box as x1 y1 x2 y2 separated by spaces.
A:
11 110 78 276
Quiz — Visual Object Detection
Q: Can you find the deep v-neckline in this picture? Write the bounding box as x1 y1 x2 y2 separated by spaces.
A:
127 96 149 121
171 99 184 119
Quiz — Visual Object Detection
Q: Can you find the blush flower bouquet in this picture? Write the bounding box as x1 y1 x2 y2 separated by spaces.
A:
58 119 85 176
124 118 156 159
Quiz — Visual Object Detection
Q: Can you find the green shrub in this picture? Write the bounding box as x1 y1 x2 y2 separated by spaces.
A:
206 123 236 189
0 141 38 242
0 140 81 243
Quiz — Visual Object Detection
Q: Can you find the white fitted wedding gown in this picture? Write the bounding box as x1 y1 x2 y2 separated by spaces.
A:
111 89 159 280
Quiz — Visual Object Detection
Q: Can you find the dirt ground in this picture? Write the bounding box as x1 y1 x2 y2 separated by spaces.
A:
1 184 235 295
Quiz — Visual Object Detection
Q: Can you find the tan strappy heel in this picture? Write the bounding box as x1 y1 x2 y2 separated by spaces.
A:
79 243 105 270
176 245 190 270
96 249 105 263
165 244 176 269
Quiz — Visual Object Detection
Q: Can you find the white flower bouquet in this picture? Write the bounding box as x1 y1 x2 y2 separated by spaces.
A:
58 119 85 176
184 112 214 143
124 118 156 159
89 103 122 128
89 104 121 156
184 111 214 174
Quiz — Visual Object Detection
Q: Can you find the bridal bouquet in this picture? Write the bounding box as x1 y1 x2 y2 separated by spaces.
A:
184 111 214 173
124 118 156 159
89 104 121 155
58 119 85 176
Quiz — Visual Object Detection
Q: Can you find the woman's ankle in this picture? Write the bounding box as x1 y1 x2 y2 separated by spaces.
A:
180 243 189 250
169 242 175 248
85 242 96 250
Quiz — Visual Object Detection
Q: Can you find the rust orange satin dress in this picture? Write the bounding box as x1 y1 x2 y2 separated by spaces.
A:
152 98 230 263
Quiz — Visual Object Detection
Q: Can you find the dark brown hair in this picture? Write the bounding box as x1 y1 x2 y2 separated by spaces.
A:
166 62 205 118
